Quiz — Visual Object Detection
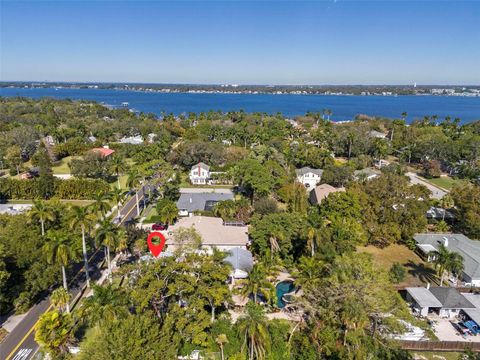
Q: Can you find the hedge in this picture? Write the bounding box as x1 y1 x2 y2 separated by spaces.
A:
0 178 110 200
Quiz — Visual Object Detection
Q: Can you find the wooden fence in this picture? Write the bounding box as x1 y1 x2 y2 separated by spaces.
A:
398 340 480 352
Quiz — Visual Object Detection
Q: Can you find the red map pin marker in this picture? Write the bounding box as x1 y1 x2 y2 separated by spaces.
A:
147 231 166 257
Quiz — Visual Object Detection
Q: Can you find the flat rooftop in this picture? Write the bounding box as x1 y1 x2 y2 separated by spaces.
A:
167 216 248 247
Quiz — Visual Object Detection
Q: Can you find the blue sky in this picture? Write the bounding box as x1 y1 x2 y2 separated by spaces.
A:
1 1 479 85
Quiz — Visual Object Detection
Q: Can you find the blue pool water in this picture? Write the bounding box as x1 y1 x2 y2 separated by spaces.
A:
276 281 295 308
1 87 480 123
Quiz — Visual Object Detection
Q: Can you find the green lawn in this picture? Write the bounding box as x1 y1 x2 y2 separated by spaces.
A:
52 156 75 174
411 351 462 360
358 244 438 287
143 206 159 223
425 176 465 190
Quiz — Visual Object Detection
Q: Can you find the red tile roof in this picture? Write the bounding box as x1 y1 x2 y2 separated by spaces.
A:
91 148 115 157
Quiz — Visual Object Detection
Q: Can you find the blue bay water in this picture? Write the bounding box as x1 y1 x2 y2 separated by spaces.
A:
1 87 479 123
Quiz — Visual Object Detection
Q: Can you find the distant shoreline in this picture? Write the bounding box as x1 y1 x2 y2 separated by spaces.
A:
1 82 479 97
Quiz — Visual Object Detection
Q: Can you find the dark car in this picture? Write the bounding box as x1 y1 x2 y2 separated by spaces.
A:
152 223 168 231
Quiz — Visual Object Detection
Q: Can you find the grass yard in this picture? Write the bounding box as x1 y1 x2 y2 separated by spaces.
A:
6 199 93 206
358 244 438 287
52 156 75 174
143 206 159 223
425 176 465 191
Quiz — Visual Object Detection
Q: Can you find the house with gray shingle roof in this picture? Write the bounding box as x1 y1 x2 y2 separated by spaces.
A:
406 286 475 319
295 167 323 188
176 190 233 216
414 233 480 286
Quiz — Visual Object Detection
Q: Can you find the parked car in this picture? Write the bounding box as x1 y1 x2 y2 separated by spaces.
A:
152 223 168 231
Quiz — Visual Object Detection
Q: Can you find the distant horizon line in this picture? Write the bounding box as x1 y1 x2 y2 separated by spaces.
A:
1 80 479 87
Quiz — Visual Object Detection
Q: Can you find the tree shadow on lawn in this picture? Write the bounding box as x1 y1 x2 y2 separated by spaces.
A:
404 260 439 285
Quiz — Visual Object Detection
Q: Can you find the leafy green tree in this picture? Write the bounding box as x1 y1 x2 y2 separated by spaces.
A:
80 284 129 325
278 182 308 214
451 184 480 239
237 302 271 360
5 145 22 175
35 310 74 357
35 142 55 199
321 164 354 187
233 159 276 203
29 200 55 236
90 190 110 216
79 313 163 360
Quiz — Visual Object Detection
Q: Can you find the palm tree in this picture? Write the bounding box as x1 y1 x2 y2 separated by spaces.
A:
43 230 78 312
239 263 275 304
294 256 323 288
91 191 110 216
447 252 464 286
35 310 73 357
237 302 271 360
127 169 143 216
69 205 95 288
80 284 128 325
29 200 55 236
216 334 229 360
96 219 118 284
306 227 319 257
440 194 454 221
346 132 355 159
110 156 126 189
110 187 125 219
214 200 237 220
50 287 71 313
156 200 178 225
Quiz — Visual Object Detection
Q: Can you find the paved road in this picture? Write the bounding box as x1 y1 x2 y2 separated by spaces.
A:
406 172 448 200
0 184 153 360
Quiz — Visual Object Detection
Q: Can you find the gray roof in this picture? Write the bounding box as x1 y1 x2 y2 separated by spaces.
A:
429 287 475 309
462 308 480 326
414 233 480 280
354 168 381 178
176 192 234 212
295 167 324 177
406 287 442 308
191 162 210 171
225 248 253 272
426 207 455 220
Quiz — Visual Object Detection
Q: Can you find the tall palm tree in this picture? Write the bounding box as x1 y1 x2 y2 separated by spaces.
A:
447 252 464 286
43 230 78 312
50 287 71 313
306 227 319 257
216 334 229 360
127 169 143 216
80 284 128 325
239 263 275 304
237 302 271 360
90 191 110 216
110 187 125 219
96 219 118 284
110 156 126 189
433 244 452 286
69 205 95 288
29 200 55 236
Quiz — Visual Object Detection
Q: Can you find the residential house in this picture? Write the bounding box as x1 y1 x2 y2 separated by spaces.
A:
119 135 144 145
414 233 480 286
225 247 253 280
91 146 115 158
426 207 455 222
176 189 234 216
309 184 345 205
353 168 381 181
189 162 210 185
166 216 249 253
368 130 387 139
406 286 474 318
295 167 323 188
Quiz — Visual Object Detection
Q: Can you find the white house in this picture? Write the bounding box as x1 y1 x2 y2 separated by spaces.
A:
295 167 323 188
189 162 210 185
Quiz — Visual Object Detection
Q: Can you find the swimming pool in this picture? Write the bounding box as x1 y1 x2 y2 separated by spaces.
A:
276 281 295 308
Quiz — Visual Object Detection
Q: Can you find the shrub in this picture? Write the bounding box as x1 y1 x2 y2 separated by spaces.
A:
389 262 406 284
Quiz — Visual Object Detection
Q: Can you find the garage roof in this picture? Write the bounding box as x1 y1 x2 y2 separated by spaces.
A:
406 287 442 308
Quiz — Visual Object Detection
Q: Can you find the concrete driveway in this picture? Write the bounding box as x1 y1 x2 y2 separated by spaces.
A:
406 172 448 200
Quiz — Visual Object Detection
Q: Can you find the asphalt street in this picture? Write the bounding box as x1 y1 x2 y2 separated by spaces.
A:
0 184 153 360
